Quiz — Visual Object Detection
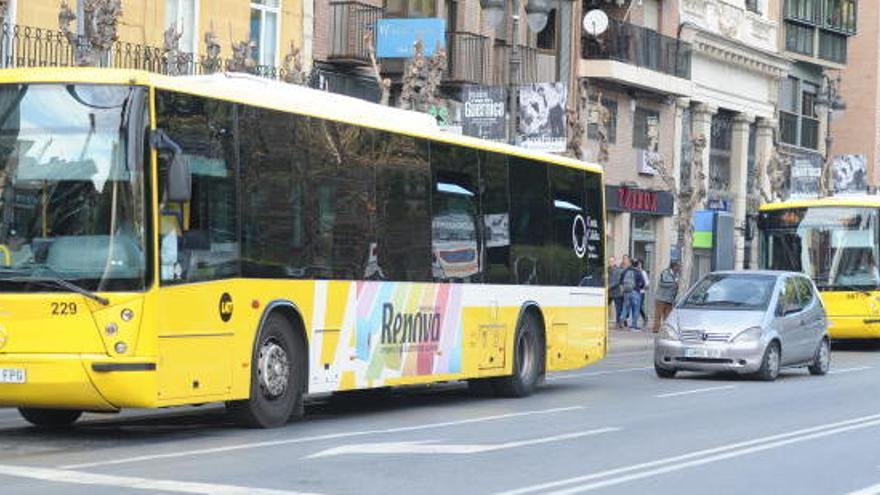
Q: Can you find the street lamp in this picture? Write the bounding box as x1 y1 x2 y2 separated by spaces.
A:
480 0 550 144
814 73 846 197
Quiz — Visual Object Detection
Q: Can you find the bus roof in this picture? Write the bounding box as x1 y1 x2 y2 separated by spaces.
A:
759 195 880 211
0 67 603 175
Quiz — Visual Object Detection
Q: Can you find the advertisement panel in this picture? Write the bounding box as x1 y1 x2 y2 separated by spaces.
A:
833 154 868 195
462 85 506 141
517 82 566 152
376 18 446 58
788 155 822 199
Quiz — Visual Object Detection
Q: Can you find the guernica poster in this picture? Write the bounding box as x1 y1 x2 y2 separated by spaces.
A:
788 155 822 199
832 154 868 195
516 82 566 152
462 85 507 141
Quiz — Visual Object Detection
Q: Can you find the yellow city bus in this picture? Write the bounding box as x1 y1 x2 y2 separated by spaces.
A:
0 68 608 428
759 196 880 339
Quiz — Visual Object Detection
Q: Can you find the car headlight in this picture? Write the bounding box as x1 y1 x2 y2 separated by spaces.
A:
658 323 679 341
732 326 764 343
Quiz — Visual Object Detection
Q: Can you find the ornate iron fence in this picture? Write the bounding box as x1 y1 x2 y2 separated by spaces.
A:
0 23 288 81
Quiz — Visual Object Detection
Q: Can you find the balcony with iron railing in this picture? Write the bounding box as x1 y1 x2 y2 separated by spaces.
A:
580 18 693 96
445 31 492 85
492 43 557 86
329 0 383 63
582 19 691 79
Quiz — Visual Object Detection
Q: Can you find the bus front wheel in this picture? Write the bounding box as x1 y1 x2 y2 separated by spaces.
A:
494 312 544 398
228 313 306 428
18 408 82 428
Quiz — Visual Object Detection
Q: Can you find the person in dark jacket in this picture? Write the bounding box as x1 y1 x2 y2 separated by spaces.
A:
608 256 626 328
653 261 681 332
619 259 646 331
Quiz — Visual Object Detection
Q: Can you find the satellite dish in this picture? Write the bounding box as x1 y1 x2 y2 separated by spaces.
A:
583 9 609 37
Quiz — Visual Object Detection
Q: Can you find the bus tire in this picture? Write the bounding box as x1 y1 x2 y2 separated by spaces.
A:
494 312 544 398
18 408 82 428
228 313 306 428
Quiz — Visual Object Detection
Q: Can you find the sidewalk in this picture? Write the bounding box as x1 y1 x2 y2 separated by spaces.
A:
607 324 654 355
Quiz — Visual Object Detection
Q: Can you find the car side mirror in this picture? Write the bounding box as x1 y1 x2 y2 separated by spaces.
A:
152 130 191 203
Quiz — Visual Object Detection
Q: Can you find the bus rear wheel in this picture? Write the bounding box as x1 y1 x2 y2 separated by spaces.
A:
494 313 544 398
228 313 306 428
18 408 82 428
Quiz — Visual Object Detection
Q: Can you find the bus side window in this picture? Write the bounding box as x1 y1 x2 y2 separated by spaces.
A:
480 152 512 284
156 91 239 284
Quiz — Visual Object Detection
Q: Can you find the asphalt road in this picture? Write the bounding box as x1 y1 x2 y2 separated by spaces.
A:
1 331 880 495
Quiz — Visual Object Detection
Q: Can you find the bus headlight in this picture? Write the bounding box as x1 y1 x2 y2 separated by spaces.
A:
733 327 764 343
659 323 679 341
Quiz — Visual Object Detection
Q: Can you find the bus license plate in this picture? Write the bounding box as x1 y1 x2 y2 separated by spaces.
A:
0 368 26 384
684 348 722 359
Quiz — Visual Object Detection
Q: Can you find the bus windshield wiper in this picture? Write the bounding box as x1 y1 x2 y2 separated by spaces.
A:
4 268 109 306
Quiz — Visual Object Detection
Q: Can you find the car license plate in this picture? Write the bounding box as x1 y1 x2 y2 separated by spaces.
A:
0 368 26 384
684 347 722 359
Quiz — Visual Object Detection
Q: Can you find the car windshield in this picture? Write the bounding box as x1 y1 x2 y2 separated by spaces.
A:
760 207 880 291
0 84 149 292
681 274 777 311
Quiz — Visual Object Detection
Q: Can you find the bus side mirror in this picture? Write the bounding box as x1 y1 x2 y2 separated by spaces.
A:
151 130 191 203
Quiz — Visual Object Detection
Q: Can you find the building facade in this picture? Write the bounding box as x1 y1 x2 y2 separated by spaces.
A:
4 0 309 68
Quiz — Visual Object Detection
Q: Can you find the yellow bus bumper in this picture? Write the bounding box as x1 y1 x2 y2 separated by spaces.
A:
829 316 880 339
0 354 158 411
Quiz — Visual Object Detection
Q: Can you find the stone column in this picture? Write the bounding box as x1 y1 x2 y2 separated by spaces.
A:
730 113 755 269
672 98 691 197
752 117 777 268
612 211 631 258
691 103 717 195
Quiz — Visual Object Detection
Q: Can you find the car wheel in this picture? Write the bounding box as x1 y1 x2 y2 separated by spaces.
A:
18 408 82 428
755 341 781 382
808 338 831 376
494 313 544 398
227 313 306 428
654 364 676 379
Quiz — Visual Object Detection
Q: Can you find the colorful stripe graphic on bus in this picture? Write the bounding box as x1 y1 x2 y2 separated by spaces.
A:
356 282 463 381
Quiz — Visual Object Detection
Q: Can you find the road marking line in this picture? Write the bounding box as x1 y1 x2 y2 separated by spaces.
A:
497 411 880 495
849 481 880 495
547 367 653 381
307 427 619 458
654 385 737 398
61 405 585 469
547 417 880 495
0 464 318 495
829 366 873 375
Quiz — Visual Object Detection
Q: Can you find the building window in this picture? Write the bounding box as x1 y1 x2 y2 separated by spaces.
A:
587 96 617 143
632 107 660 150
779 76 799 146
778 76 820 151
745 0 760 14
250 0 280 66
800 82 819 149
709 111 733 192
819 30 847 62
4 0 16 27
536 9 557 51
784 0 856 62
785 22 814 55
166 0 199 54
385 0 436 17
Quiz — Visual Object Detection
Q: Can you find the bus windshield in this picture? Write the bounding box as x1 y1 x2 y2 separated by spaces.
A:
0 84 149 292
760 207 880 291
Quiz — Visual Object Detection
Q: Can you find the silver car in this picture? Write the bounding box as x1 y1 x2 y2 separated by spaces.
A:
654 271 830 381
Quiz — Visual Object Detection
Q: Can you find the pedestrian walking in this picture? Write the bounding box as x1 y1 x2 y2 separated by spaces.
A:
653 261 681 333
608 256 625 328
619 259 646 331
638 260 650 328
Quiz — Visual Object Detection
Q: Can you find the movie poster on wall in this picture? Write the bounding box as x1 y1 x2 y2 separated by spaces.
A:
832 154 868 195
516 82 566 152
462 85 507 141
